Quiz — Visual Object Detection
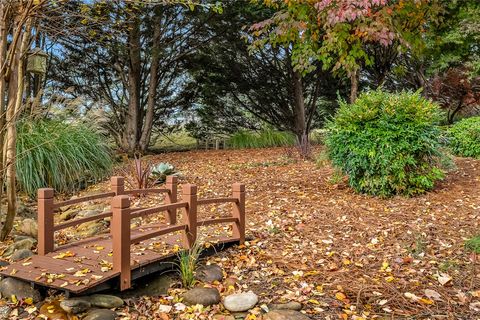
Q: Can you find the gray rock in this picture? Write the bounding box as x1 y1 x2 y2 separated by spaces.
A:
59 208 78 221
83 309 117 320
16 203 36 219
195 264 223 283
0 277 42 303
0 261 9 267
60 298 91 314
268 301 302 311
77 209 102 218
223 291 258 312
76 221 106 237
18 218 38 238
3 238 36 257
263 310 310 320
10 249 33 262
0 305 11 319
87 294 124 308
182 287 221 306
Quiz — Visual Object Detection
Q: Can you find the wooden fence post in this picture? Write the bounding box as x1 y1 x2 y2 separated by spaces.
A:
165 176 178 225
232 183 246 244
111 195 131 291
182 184 197 249
38 188 55 255
111 176 124 195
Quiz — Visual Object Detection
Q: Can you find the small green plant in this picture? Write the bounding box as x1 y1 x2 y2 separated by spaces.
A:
16 120 112 197
465 235 480 254
411 235 428 258
447 116 480 158
151 162 176 184
325 89 450 197
228 129 295 149
178 241 204 288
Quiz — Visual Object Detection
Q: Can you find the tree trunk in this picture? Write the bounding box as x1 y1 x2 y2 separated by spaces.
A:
124 14 141 154
350 69 358 103
1 17 31 241
292 70 309 157
0 3 8 223
139 9 162 152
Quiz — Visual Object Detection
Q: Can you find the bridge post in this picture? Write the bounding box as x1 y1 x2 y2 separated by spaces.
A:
182 184 197 249
111 195 131 291
165 176 178 225
38 188 55 255
232 184 246 244
111 176 125 195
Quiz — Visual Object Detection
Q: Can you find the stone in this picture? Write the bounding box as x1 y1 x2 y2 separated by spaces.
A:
268 301 302 311
16 203 36 218
87 294 124 308
182 287 221 306
196 264 223 283
3 238 36 257
58 208 78 222
10 249 33 262
223 291 258 312
0 260 9 267
18 218 38 238
77 209 102 218
83 309 117 320
232 312 249 319
212 315 235 320
0 305 11 319
263 310 310 320
60 298 91 314
76 221 106 237
0 278 42 303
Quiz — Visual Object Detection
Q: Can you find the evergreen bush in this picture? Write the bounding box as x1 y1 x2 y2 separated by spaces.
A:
447 116 480 158
325 90 449 197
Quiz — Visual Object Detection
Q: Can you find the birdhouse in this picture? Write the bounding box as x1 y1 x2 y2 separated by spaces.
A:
26 48 48 75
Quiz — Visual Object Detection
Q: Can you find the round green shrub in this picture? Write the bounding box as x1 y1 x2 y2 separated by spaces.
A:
325 90 449 197
16 120 113 197
447 116 480 158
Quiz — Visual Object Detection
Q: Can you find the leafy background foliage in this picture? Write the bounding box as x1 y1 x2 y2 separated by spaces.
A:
325 90 449 197
447 116 480 158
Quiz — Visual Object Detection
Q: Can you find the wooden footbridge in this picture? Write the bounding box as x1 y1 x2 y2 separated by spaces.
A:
0 176 245 294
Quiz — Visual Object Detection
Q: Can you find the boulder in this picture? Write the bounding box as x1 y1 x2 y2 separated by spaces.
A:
83 309 117 320
120 274 174 299
87 294 124 308
3 238 36 257
60 298 91 314
196 264 223 283
10 249 33 262
268 301 302 311
58 209 78 222
182 287 221 306
18 218 38 238
263 310 310 320
16 203 36 218
0 277 42 303
76 221 106 238
223 291 258 312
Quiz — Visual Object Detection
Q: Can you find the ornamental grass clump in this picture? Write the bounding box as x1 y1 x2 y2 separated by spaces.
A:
325 90 450 197
16 120 113 197
447 116 480 158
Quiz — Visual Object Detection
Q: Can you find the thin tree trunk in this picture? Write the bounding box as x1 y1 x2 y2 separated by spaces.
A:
0 3 8 222
292 70 309 157
139 9 162 152
1 17 31 240
124 13 141 153
350 69 358 103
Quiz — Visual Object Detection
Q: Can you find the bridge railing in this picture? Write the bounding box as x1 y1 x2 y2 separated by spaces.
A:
37 176 178 255
111 183 245 290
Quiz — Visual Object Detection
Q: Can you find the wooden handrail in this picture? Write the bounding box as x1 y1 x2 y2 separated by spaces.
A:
129 202 188 219
131 225 187 244
122 188 169 195
53 192 116 209
197 197 238 206
53 211 112 231
198 217 238 227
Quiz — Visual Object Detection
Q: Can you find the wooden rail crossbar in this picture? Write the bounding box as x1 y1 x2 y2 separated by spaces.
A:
35 176 245 291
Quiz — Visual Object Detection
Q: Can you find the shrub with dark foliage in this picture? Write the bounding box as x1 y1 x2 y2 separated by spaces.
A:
325 90 449 197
